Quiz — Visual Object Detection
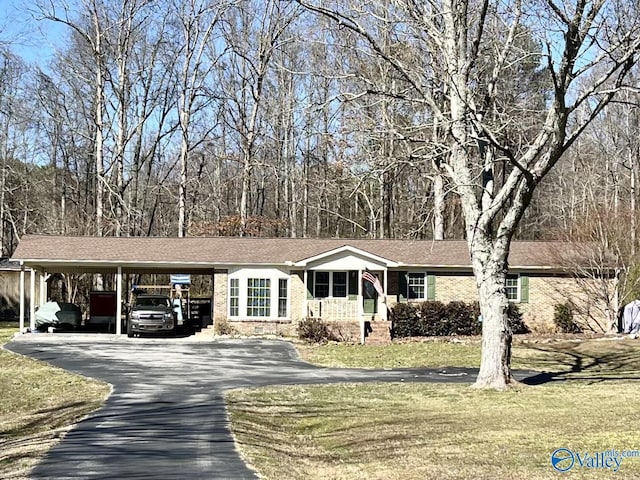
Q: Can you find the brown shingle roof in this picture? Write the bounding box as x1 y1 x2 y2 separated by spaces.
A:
12 234 568 269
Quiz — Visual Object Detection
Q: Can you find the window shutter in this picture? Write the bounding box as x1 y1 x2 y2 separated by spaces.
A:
427 274 436 300
307 272 314 299
520 275 529 303
398 271 407 302
348 270 358 300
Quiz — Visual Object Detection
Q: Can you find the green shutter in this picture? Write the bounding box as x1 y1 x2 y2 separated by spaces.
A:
307 272 314 299
398 271 407 302
348 271 358 300
427 274 436 300
520 275 529 303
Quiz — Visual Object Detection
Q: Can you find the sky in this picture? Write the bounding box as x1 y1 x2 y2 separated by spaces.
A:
0 0 65 67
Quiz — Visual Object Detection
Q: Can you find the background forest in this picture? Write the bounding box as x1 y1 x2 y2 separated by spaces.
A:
0 0 638 271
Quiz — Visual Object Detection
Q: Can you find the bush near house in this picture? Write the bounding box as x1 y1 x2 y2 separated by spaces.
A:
553 302 582 333
298 318 336 343
391 301 528 338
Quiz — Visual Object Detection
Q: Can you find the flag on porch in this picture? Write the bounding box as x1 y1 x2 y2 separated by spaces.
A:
362 270 385 297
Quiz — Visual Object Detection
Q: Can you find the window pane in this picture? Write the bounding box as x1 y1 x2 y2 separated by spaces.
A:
229 278 239 316
315 272 329 298
408 273 425 299
247 278 270 316
278 279 287 317
505 275 519 301
332 271 347 297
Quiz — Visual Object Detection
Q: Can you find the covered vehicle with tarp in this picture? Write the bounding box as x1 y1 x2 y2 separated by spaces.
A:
34 302 82 331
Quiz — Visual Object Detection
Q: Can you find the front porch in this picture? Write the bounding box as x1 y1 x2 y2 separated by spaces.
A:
306 298 370 321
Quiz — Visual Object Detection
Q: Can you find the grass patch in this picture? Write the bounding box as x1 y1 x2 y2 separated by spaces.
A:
0 322 110 479
299 337 640 379
298 341 483 369
227 382 640 479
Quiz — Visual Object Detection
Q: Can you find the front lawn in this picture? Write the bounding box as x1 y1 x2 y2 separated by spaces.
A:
227 381 640 480
225 337 640 479
0 323 110 479
298 336 640 379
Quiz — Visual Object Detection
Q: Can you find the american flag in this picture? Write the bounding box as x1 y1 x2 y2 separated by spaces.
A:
362 270 385 297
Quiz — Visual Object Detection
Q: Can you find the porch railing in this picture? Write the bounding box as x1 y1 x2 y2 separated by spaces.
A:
307 298 359 321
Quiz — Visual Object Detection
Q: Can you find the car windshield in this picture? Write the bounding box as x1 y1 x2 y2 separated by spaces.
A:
135 297 170 308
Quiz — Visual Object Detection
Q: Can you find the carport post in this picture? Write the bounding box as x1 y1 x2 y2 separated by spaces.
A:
29 268 36 332
116 266 122 335
39 272 46 305
19 263 25 333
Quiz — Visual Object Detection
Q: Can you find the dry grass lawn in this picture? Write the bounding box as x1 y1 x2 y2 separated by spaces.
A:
227 337 640 479
298 336 640 379
0 323 110 479
227 381 640 479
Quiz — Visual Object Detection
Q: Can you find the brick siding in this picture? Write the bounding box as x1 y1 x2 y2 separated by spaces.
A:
214 267 614 337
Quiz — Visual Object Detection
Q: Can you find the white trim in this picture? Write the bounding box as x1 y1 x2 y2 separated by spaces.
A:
303 270 308 319
293 245 399 268
505 274 521 303
19 265 25 333
29 269 36 332
277 277 289 319
228 278 240 318
116 267 122 335
39 272 46 306
406 271 427 301
227 267 291 320
381 270 388 321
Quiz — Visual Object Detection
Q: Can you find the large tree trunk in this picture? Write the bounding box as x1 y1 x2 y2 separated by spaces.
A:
433 171 445 240
471 243 513 388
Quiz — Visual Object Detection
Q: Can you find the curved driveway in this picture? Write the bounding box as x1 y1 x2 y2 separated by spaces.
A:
6 334 534 479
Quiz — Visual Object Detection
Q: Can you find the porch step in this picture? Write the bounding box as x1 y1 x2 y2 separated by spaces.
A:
364 320 391 345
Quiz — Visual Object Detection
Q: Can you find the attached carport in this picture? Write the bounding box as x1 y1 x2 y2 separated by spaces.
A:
11 235 225 335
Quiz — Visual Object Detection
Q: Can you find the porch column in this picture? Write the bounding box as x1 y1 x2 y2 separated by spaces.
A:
381 269 388 321
19 263 25 333
116 266 122 335
357 269 363 316
303 269 308 319
39 271 47 305
29 268 36 332
358 269 364 344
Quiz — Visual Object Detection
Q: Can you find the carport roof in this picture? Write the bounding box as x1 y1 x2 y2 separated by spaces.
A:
11 234 574 273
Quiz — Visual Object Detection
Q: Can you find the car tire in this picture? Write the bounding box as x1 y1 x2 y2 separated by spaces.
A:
127 330 134 338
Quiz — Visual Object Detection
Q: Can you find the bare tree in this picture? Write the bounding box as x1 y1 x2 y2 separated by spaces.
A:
171 0 226 237
298 0 640 388
219 0 301 235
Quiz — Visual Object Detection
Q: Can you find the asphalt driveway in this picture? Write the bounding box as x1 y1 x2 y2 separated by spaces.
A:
6 334 532 479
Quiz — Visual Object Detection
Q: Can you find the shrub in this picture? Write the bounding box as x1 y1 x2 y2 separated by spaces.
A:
391 300 529 338
419 301 448 336
553 302 582 333
507 304 529 334
298 318 335 343
390 303 420 337
214 316 236 335
471 302 529 334
445 301 481 336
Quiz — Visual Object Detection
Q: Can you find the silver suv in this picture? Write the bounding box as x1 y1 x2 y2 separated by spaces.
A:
127 294 176 337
